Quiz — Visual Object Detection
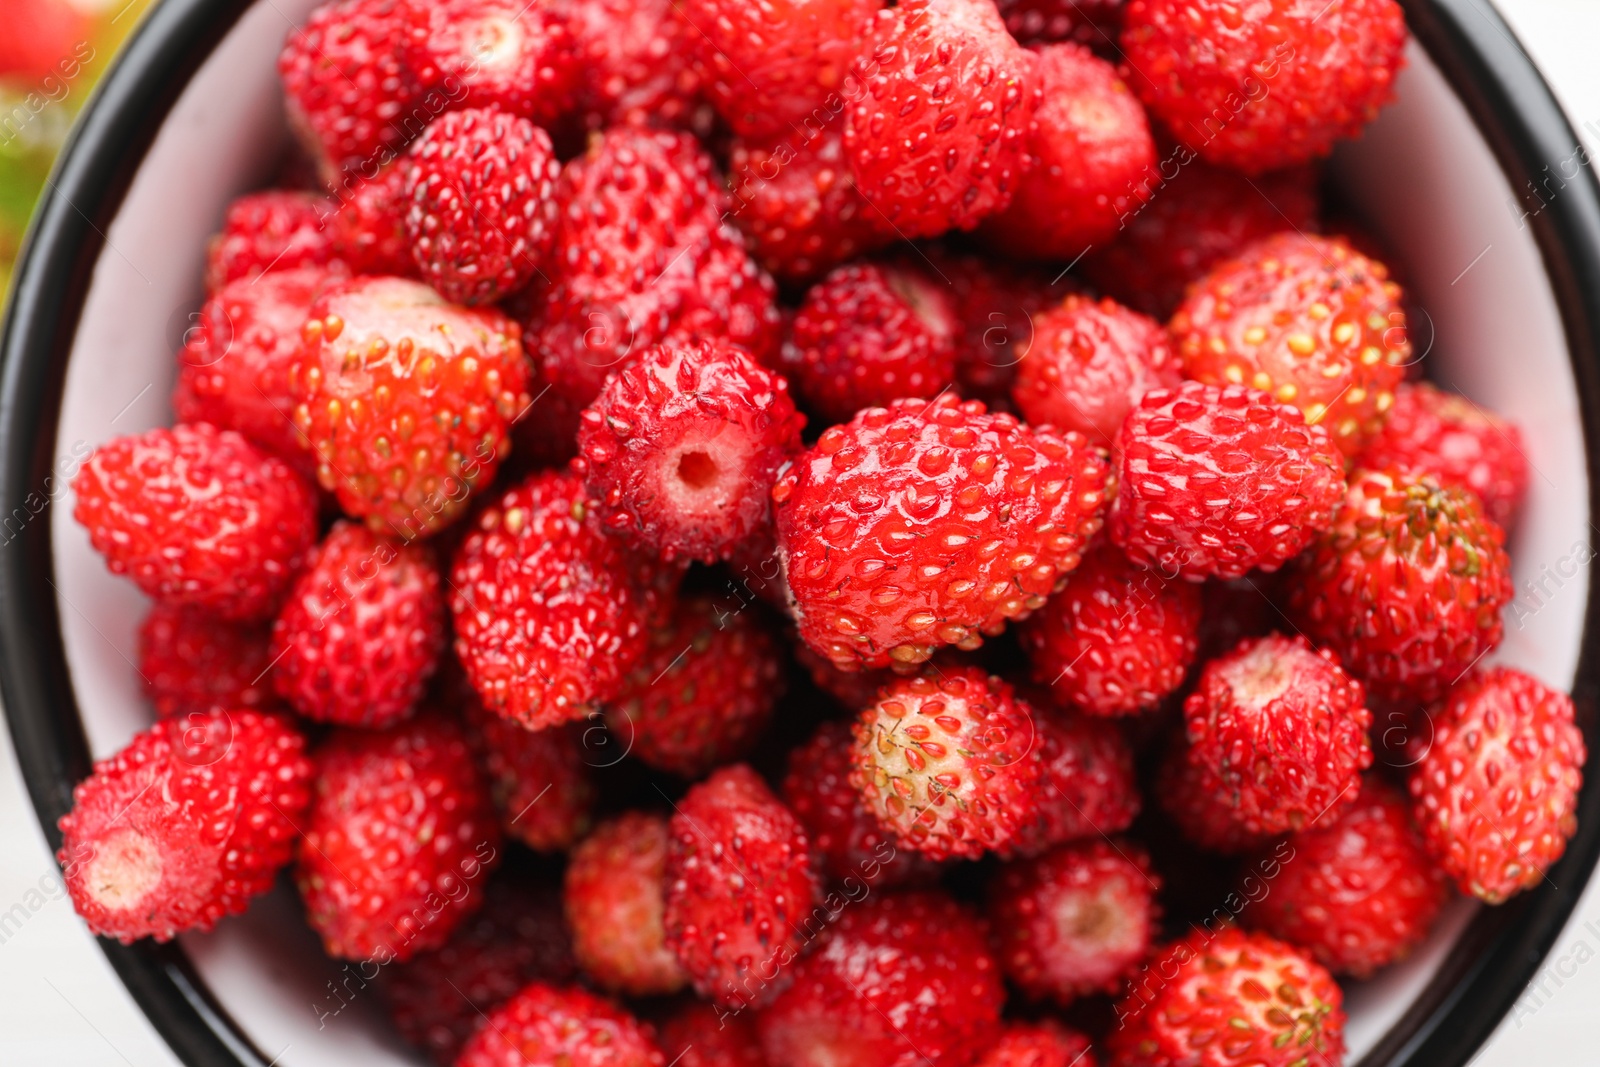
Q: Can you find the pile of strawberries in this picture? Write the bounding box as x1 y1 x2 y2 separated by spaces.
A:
54 0 1587 1064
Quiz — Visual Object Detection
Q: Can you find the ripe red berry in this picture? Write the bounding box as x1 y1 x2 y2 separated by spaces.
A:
1158 743 1278 856
1184 634 1373 835
450 471 672 730
981 43 1155 258
975 1021 1097 1067
328 163 414 276
402 107 560 305
1019 542 1201 717
1003 704 1141 857
851 668 1043 860
564 812 689 997
845 0 1042 237
757 890 1005 1067
923 247 1061 407
402 0 579 127
566 0 706 132
786 261 960 425
288 276 532 537
989 838 1160 1004
664 765 819 1009
658 1000 769 1067
1121 0 1406 173
205 191 340 293
1286 468 1513 704
1109 925 1346 1067
1357 381 1530 529
1246 778 1448 977
73 423 318 620
464 708 595 853
1410 667 1584 903
455 983 665 1067
271 521 445 727
579 340 804 564
296 712 501 961
58 710 312 942
137 604 276 718
1110 382 1347 580
774 395 1112 671
1172 232 1411 455
1011 294 1181 443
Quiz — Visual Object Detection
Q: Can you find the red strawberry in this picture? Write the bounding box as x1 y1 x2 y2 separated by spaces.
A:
287 276 532 537
1002 704 1141 857
72 423 318 620
402 107 561 305
464 706 595 853
137 604 276 718
58 710 312 942
1184 634 1372 835
605 594 785 778
566 0 707 133
1171 232 1411 455
564 812 688 996
1011 294 1181 444
845 0 1041 238
785 261 960 425
658 1000 769 1067
1410 667 1584 903
981 43 1155 258
402 0 579 126
975 1021 1097 1067
172 268 327 475
205 191 340 292
295 712 501 961
989 838 1160 1004
1109 925 1346 1067
757 890 1004 1067
922 246 1062 407
1019 542 1201 718
450 470 672 730
1122 0 1405 172
998 0 1123 46
382 875 577 1065
1286 468 1513 703
271 521 445 727
851 668 1043 860
783 720 942 889
0 0 91 83
1110 382 1347 580
664 764 820 1009
1158 743 1278 856
328 163 414 276
1246 778 1449 977
579 340 804 565
774 394 1113 671
1357 381 1530 529
455 983 664 1067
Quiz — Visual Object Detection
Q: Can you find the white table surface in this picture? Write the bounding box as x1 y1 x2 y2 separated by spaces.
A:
4 0 1600 1062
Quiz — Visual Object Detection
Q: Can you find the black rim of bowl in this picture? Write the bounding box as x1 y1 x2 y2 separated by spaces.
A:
3 0 1599 1064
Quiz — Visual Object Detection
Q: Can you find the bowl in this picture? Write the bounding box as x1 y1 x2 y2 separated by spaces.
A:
3 0 1599 1063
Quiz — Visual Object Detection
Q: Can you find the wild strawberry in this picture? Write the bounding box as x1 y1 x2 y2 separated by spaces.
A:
450 471 671 730
1011 294 1181 444
287 276 532 537
402 107 561 305
981 43 1155 258
137 604 276 718
998 0 1124 46
382 875 577 1065
786 261 960 425
0 0 91 83
658 1000 769 1067
975 1021 1097 1067
455 983 665 1067
328 163 414 276
1357 381 1530 529
851 668 1043 860
1172 232 1411 455
989 838 1160 1004
1158 743 1278 856
1410 667 1584 903
664 764 820 1009
678 0 879 139
72 423 318 620
1003 704 1141 857
464 706 595 852
173 268 328 475
579 340 804 564
1286 468 1513 703
564 812 688 996
1184 634 1372 835
845 0 1042 237
295 712 501 961
757 890 1004 1067
205 191 340 292
1122 0 1406 172
922 246 1062 407
605 594 785 778
58 710 312 942
1126 927 1347 1067
402 0 579 126
783 720 942 889
566 0 706 133
774 395 1113 671
1246 778 1448 977
271 521 445 727
1110 382 1347 580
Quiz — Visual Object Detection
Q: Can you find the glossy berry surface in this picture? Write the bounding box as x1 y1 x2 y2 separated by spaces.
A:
464 705 595 853
564 811 687 997
455 983 664 1067
205 190 340 293
137 604 276 719
1003 705 1141 857
401 0 579 126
